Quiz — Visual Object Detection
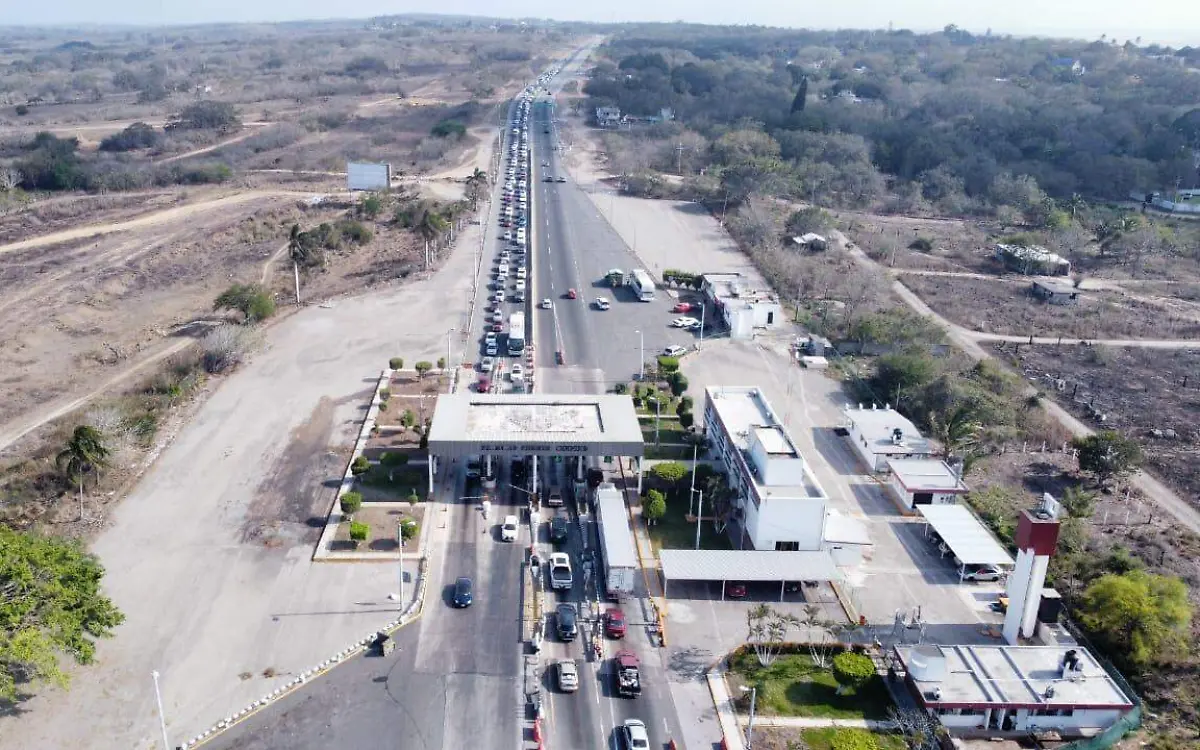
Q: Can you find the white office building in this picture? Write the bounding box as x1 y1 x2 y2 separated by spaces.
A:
703 386 831 551
700 274 783 340
842 404 936 472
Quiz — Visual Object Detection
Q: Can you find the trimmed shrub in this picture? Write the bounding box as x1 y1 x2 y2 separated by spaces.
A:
407 490 420 505
657 355 680 373
401 409 417 428
414 361 433 379
400 518 419 541
679 411 695 429
668 373 689 397
612 382 628 394
348 520 369 542
380 451 410 467
437 356 446 370
644 490 666 524
832 651 876 694
340 492 363 514
389 357 404 370
379 388 390 400
350 456 370 476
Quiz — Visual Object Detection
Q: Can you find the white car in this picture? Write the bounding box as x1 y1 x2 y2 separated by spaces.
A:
621 719 650 750
517 268 527 280
594 297 610 310
480 356 495 373
672 317 700 328
540 298 552 309
490 291 505 303
515 279 526 292
557 660 579 692
662 345 688 357
501 515 519 542
510 363 524 380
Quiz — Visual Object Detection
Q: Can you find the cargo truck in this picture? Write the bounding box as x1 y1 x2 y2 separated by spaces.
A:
596 483 639 598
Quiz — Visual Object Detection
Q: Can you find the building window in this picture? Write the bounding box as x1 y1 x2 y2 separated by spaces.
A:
776 541 800 551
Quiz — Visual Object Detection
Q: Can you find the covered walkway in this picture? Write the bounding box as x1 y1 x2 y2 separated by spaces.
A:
659 549 841 600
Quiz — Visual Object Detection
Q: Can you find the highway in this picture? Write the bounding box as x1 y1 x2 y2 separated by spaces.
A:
529 100 696 395
528 80 689 750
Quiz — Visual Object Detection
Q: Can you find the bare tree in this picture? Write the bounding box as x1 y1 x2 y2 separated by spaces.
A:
889 706 944 750
0 168 21 192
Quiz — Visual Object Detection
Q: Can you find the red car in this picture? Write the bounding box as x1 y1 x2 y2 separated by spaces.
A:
725 582 747 599
476 376 491 393
672 302 694 313
566 288 577 299
605 608 627 639
491 323 504 332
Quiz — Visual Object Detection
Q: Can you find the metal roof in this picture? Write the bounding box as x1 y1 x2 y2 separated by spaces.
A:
658 550 841 583
427 393 643 458
917 504 1014 567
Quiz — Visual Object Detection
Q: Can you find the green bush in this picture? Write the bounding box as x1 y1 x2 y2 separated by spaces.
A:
337 219 373 245
669 373 689 397
348 520 369 542
213 283 275 323
340 492 363 514
657 355 680 373
644 490 667 524
401 409 417 428
407 490 420 505
832 652 875 694
831 728 880 750
908 237 934 252
650 461 688 485
414 361 433 379
377 401 388 412
612 382 628 394
400 518 419 541
680 411 695 429
431 119 466 138
389 357 404 370
379 388 390 400
677 395 694 414
437 356 446 370
350 456 370 476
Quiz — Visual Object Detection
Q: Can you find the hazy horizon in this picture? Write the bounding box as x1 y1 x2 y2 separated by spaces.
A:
3 1 1198 48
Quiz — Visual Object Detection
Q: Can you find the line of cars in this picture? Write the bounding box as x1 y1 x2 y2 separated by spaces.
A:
478 89 537 390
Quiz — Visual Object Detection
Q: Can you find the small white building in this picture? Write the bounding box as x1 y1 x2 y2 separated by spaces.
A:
701 273 783 340
894 644 1134 737
842 404 936 472
704 386 831 551
888 459 968 510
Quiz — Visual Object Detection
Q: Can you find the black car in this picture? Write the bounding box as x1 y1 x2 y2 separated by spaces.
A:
556 603 577 641
452 577 473 608
549 516 569 544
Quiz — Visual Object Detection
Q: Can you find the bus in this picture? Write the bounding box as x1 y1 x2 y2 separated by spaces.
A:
630 269 656 302
508 312 526 356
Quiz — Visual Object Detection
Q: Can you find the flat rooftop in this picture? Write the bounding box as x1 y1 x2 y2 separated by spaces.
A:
896 644 1134 710
707 386 825 499
844 405 935 456
427 393 643 458
889 459 968 493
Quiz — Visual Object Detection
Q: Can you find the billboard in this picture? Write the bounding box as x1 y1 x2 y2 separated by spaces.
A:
346 162 391 192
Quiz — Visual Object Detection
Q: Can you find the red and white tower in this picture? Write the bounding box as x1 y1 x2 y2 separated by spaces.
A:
1003 494 1061 645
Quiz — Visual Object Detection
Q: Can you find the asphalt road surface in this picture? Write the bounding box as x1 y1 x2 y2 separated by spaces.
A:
203 462 526 750
530 100 697 395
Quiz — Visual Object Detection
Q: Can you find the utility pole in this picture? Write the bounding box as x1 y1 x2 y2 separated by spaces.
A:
396 523 405 610
151 671 170 750
742 685 758 749
694 490 704 550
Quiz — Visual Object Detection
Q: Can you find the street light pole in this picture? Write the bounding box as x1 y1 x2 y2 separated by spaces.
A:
635 329 644 380
396 522 405 611
742 685 758 749
151 670 170 750
694 489 704 550
698 301 706 350
446 327 456 394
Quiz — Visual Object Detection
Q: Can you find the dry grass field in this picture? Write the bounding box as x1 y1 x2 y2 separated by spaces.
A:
902 274 1200 339
0 19 568 520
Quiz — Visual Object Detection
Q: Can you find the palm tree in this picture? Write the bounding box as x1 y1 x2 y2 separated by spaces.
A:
287 224 307 305
56 425 110 521
929 404 982 461
416 210 449 269
464 167 488 209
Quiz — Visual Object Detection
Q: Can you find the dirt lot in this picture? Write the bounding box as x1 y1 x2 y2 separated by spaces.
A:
1004 343 1200 503
840 211 993 273
901 274 1200 339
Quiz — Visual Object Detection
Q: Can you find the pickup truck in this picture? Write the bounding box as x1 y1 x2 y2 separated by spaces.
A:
548 552 573 590
614 650 641 697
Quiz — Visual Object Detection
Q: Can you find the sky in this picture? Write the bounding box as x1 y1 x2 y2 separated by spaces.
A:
4 0 1200 47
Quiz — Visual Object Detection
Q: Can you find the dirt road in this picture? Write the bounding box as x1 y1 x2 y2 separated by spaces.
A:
834 230 1200 533
0 189 328 255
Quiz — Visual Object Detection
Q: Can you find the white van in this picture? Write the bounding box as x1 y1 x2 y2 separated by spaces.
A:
501 515 519 542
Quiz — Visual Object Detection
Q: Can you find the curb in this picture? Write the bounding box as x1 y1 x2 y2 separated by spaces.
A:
313 368 391 561
186 556 430 748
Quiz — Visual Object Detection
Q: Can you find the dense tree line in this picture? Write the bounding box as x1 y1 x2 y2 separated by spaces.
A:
585 26 1200 209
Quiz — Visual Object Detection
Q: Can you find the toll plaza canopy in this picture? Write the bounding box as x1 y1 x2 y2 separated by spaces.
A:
426 393 644 459
659 550 841 585
917 504 1014 567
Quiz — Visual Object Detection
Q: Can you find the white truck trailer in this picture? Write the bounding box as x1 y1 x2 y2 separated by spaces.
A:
596 483 639 598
